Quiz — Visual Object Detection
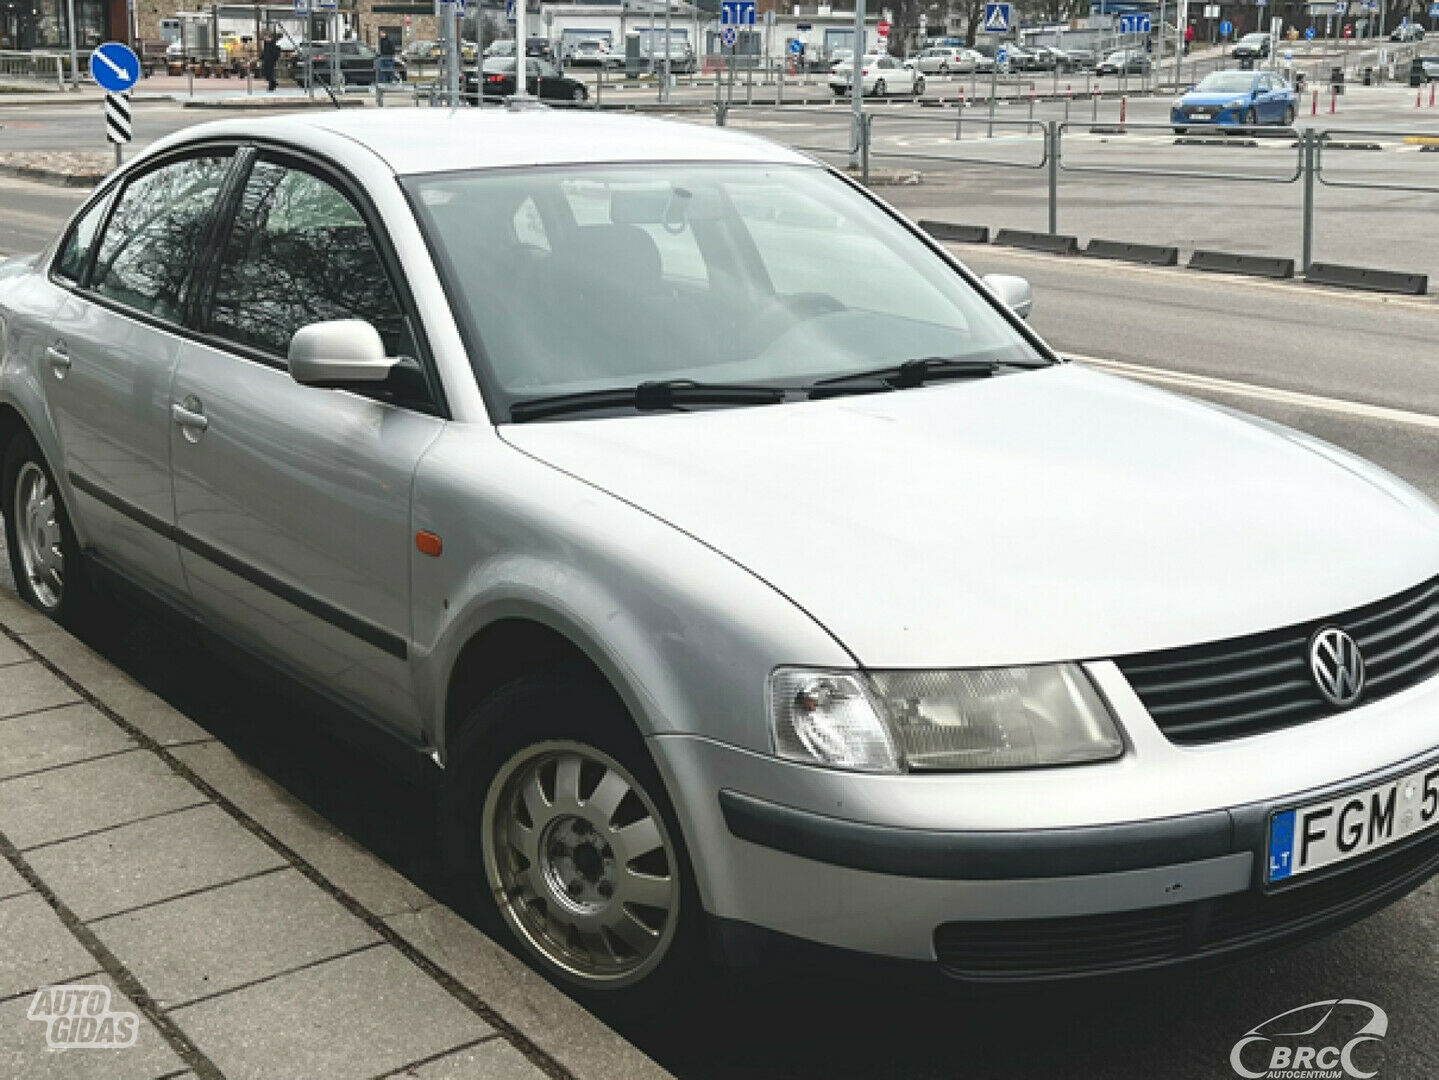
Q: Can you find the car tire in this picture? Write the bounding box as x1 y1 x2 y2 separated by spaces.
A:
2 430 90 627
873 78 885 96
940 63 949 75
1244 107 1258 127
1173 126 1188 134
572 84 586 102
440 665 706 1018
1282 104 1296 126
913 76 925 95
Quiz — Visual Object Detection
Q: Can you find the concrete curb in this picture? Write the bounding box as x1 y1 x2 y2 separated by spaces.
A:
919 220 990 243
1084 238 1180 266
0 163 105 187
1189 249 1296 279
995 227 1080 254
1305 261 1429 295
0 589 675 1080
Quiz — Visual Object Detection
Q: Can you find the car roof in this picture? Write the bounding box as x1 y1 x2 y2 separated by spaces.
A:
150 109 811 176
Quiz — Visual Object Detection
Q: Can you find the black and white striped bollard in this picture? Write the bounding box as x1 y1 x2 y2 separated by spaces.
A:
104 91 131 168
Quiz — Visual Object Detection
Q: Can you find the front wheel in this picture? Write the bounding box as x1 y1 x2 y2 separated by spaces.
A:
913 76 925 95
872 78 885 96
571 83 586 102
441 667 705 1015
1282 104 1296 126
3 431 89 625
1244 107 1258 127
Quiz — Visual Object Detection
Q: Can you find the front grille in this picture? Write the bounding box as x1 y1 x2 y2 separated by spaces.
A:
1115 574 1439 744
934 827 1439 981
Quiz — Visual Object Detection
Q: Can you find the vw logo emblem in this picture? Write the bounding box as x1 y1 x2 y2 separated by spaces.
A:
1310 627 1365 707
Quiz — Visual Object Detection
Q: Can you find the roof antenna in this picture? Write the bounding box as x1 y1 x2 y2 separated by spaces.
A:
274 23 342 110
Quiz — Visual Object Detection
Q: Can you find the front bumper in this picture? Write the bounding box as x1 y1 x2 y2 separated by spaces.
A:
1172 105 1245 125
650 663 1439 978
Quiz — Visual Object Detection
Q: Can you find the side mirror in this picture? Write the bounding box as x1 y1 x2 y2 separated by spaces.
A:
982 273 1034 320
288 319 397 387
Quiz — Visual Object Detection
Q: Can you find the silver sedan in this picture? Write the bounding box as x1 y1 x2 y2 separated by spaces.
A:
4 109 1439 1010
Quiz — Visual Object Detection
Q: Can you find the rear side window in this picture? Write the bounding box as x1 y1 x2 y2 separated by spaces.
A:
89 155 232 322
54 194 110 284
207 160 414 360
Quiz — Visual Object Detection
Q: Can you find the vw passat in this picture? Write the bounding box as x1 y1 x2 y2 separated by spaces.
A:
3 110 1439 1008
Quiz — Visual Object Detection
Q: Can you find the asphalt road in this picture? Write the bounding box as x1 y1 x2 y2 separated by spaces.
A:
3 145 1439 1080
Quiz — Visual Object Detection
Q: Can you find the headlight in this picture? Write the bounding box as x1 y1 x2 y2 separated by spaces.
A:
769 665 1124 773
1172 97 1185 108
1224 98 1247 109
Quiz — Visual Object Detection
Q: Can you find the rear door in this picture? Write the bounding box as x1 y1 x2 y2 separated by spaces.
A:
44 149 236 599
169 149 445 736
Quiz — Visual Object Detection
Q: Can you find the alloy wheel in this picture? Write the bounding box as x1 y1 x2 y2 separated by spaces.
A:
483 741 680 986
13 462 63 610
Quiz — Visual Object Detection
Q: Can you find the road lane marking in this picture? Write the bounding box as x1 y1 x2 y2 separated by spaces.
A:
1070 355 1439 430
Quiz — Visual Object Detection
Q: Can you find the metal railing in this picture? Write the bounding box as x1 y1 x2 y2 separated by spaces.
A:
0 50 73 90
707 100 1439 278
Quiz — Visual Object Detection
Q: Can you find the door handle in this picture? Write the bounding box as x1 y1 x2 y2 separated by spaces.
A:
171 403 209 433
45 345 71 376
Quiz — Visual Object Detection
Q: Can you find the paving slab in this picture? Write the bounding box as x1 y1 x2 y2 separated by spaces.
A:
387 904 675 1080
19 629 215 747
89 867 381 1008
0 973 187 1080
26 802 286 922
0 633 25 666
0 891 98 998
174 945 493 1080
0 750 207 851
0 593 58 636
0 852 29 899
382 1037 550 1080
0 660 81 719
171 740 433 918
0 702 136 779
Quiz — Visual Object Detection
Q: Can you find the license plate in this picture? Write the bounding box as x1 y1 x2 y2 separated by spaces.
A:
1190 109 1214 117
1267 762 1439 883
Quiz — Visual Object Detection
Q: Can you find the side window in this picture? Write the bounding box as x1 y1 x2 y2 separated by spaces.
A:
89 155 232 321
208 160 415 360
54 193 111 284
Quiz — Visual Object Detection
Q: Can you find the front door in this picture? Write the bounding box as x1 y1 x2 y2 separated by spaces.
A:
168 153 444 736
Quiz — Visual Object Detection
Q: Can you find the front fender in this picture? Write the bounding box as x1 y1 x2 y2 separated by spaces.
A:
409 424 853 757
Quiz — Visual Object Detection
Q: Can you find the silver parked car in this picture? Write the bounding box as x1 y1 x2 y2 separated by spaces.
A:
5 110 1439 1008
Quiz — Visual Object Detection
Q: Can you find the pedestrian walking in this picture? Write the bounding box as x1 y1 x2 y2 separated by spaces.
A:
261 30 281 91
379 30 396 83
1184 22 1195 54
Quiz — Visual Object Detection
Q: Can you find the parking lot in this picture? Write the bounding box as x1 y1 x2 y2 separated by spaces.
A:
2 61 1439 1080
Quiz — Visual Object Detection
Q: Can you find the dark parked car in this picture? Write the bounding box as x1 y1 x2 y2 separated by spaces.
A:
465 57 588 103
1096 48 1150 75
293 41 406 86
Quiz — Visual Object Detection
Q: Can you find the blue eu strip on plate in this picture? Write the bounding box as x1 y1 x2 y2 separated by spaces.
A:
1268 809 1296 882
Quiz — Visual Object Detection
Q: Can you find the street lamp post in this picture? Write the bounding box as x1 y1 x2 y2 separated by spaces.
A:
851 0 865 167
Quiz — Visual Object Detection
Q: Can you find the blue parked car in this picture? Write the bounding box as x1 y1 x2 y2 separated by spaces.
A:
1171 70 1298 133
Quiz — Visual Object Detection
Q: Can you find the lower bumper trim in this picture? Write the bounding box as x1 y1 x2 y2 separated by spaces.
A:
718 789 1235 881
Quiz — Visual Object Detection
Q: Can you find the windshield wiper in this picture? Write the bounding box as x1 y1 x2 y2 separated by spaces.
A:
510 379 788 422
808 357 1011 399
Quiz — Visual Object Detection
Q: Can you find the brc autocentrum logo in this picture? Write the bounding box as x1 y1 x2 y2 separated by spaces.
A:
26 984 139 1050
1230 999 1387 1080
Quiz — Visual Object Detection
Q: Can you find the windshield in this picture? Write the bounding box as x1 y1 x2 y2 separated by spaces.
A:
1195 71 1257 92
1240 32 1268 42
406 163 1046 416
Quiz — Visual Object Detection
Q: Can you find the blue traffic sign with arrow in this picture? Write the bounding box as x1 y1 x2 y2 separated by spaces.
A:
90 41 139 94
1219 18 1233 35
1118 13 1152 32
721 0 756 24
1304 25 1316 37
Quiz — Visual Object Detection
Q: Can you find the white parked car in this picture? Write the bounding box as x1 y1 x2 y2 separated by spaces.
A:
912 46 982 74
829 53 923 96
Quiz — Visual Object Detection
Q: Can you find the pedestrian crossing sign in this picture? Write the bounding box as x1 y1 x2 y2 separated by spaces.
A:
983 2 1012 32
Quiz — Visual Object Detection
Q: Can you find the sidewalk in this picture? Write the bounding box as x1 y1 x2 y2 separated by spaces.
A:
0 587 673 1080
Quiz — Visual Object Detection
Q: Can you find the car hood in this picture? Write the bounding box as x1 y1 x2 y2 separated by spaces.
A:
1181 90 1254 105
500 365 1439 668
